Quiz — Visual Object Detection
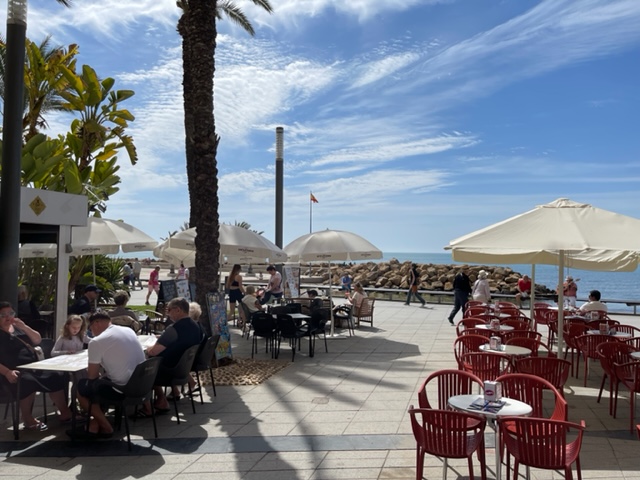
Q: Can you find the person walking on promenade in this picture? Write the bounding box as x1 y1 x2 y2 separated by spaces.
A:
145 265 161 306
405 264 426 307
132 258 142 290
447 267 472 325
471 270 491 303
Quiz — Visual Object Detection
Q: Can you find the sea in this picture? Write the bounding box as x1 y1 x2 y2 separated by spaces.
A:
383 252 640 314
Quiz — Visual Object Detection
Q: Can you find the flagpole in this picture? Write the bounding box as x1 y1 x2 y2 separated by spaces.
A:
309 191 313 233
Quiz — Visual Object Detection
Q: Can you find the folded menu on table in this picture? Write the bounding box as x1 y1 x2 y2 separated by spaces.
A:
468 398 506 413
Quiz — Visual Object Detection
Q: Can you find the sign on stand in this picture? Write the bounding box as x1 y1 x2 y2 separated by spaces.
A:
283 265 301 298
206 292 232 361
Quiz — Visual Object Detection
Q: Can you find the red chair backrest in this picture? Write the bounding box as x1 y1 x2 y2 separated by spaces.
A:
576 334 617 360
417 369 484 409
597 342 637 379
453 335 489 367
495 373 566 421
514 357 571 394
460 352 510 382
455 318 487 336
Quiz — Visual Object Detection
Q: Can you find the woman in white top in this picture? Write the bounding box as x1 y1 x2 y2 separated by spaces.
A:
471 270 491 303
348 283 367 310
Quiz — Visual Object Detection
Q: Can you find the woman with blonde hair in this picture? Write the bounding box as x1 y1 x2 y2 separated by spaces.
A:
471 270 491 303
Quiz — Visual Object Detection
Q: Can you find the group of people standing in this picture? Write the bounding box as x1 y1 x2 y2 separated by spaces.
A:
226 264 284 321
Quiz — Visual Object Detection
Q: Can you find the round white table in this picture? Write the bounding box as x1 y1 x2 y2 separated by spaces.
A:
586 329 631 339
480 344 532 357
476 324 515 332
449 394 532 480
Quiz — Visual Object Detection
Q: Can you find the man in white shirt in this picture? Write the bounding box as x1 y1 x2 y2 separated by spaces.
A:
579 290 608 313
71 313 145 440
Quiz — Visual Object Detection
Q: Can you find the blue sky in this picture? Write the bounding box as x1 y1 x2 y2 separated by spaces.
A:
6 0 640 254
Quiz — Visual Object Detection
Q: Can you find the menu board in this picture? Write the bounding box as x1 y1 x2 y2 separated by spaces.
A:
176 279 191 301
206 291 232 361
283 265 301 298
159 280 178 303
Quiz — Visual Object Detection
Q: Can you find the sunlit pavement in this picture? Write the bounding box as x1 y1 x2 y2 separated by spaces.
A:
2 296 640 480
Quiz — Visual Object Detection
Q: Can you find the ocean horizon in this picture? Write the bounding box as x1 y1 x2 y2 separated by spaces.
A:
383 251 640 314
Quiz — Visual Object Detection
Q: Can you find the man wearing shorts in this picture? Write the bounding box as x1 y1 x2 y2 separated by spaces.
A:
145 265 161 305
71 312 145 439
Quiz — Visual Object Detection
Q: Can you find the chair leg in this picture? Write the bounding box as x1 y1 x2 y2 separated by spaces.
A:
597 373 607 404
187 384 196 414
172 391 181 425
123 406 132 452
209 366 216 397
196 370 204 405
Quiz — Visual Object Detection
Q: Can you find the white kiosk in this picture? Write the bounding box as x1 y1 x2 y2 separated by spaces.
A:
19 187 87 334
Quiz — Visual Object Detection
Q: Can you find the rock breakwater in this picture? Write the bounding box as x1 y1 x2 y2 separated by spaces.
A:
304 259 554 296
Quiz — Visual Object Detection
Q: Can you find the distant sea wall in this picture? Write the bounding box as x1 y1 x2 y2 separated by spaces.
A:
304 258 555 296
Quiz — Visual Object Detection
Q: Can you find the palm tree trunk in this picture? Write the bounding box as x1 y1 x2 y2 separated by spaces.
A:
181 0 221 320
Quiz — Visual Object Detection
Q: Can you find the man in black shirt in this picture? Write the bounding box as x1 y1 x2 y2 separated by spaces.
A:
68 285 101 315
447 268 472 325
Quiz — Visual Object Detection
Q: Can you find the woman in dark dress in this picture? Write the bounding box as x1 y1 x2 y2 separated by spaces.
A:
226 264 245 321
0 301 72 431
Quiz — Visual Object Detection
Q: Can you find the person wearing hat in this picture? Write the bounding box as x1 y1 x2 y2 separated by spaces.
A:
471 270 491 303
563 276 578 308
515 275 531 308
68 285 101 315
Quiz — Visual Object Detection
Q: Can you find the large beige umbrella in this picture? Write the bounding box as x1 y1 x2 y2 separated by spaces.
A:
155 224 287 268
446 198 640 354
284 229 383 336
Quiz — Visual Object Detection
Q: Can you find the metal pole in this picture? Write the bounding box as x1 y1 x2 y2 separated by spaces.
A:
309 192 312 233
275 127 284 249
0 0 27 309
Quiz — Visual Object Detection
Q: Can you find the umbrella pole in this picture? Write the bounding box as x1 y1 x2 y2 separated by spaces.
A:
92 254 97 310
557 251 565 357
529 264 535 326
329 261 335 337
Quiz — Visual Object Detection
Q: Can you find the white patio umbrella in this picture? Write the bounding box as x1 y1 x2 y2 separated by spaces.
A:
155 224 287 267
284 229 383 336
71 217 158 285
446 198 640 354
19 244 57 259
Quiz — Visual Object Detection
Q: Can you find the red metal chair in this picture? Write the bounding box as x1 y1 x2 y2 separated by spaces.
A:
496 301 518 310
505 336 555 358
584 310 610 321
474 313 501 323
514 357 571 398
586 319 619 330
499 417 586 480
562 323 588 377
465 306 490 318
501 330 542 344
623 337 640 350
496 373 567 422
456 318 487 336
460 327 493 339
613 360 640 433
500 319 531 331
575 334 617 386
417 369 483 410
596 342 637 417
534 308 557 343
533 302 551 309
612 324 640 337
454 335 489 368
460 352 510 383
408 406 487 480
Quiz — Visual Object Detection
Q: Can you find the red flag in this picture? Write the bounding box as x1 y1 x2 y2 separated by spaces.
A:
310 193 319 203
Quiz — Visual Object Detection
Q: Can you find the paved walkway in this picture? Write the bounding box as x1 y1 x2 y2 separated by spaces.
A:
1 300 640 479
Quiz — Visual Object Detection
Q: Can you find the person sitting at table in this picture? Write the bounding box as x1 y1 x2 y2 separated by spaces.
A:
579 290 608 314
307 290 324 312
70 312 145 440
140 297 204 415
0 301 73 431
348 283 367 310
515 275 531 308
52 315 87 356
17 285 40 326
68 285 101 315
241 286 264 315
108 290 141 332
260 265 283 305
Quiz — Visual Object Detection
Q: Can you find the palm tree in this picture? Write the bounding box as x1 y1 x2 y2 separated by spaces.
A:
177 0 272 316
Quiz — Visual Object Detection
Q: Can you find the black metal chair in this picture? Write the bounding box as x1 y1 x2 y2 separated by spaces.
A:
191 335 220 404
251 313 276 358
306 308 330 357
276 314 308 362
0 381 18 440
155 345 199 425
89 357 163 451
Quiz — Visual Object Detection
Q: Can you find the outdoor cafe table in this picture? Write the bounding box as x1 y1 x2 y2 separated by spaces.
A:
17 335 157 435
476 324 515 333
479 344 532 357
272 312 317 357
448 394 532 480
586 329 631 339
